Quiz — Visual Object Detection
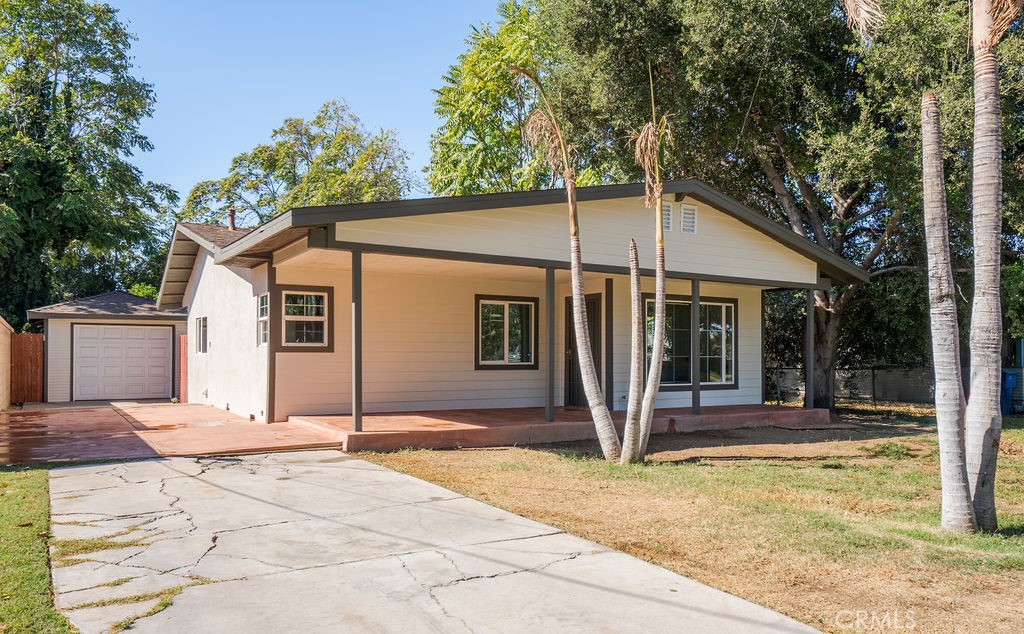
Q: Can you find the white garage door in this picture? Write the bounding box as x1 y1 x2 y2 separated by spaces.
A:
73 325 172 401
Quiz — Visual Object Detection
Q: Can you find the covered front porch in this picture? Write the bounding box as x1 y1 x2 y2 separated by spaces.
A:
287 404 831 452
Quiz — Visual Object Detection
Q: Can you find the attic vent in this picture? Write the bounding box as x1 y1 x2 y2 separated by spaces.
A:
679 204 697 234
661 201 673 232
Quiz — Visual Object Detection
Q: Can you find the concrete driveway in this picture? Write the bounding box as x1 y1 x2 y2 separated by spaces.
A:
49 450 815 633
0 403 339 464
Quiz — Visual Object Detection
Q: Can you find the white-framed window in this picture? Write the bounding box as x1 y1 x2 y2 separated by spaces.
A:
195 316 208 354
645 297 735 386
282 292 327 346
257 294 269 346
661 201 674 233
679 204 698 234
476 295 538 369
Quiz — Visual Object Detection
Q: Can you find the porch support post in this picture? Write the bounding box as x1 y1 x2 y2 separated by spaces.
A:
690 279 701 415
351 249 363 431
804 290 815 409
545 267 555 422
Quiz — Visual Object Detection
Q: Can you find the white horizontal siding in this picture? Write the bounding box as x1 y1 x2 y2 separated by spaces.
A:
334 197 818 285
273 262 765 419
273 266 551 419
607 278 763 410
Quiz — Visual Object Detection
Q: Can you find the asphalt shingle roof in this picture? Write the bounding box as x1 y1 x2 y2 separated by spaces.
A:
27 291 188 320
178 222 254 248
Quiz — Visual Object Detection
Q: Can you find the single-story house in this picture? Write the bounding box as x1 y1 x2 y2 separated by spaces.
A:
26 292 186 402
150 180 866 424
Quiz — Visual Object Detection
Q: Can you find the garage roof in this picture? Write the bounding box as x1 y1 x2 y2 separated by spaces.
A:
27 292 188 321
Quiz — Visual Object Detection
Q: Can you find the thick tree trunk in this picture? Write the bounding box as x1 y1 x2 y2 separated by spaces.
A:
810 298 840 409
566 181 621 461
921 92 978 533
621 239 644 462
965 4 1004 531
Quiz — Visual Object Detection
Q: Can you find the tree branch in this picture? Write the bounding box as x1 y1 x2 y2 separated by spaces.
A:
845 200 889 226
756 150 808 238
833 182 869 221
773 129 829 245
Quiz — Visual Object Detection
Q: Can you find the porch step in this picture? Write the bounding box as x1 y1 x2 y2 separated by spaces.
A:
287 406 833 452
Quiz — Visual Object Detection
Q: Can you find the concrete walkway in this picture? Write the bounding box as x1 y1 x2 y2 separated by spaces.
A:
49 450 816 633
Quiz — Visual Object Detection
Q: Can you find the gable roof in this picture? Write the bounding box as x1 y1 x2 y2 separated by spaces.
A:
27 291 187 321
156 180 869 308
156 222 255 309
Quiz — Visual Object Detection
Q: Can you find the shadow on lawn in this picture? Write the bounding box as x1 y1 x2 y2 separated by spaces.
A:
534 406 939 463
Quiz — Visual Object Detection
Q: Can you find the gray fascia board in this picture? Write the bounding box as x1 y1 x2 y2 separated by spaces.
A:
214 211 294 265
213 179 868 285
288 182 658 226
27 311 187 322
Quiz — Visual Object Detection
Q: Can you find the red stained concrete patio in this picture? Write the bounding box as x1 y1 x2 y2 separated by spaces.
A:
289 404 832 452
0 403 340 465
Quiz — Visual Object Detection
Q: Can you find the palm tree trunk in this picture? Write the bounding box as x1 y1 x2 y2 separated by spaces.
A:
638 216 666 459
965 1 1004 532
620 239 644 463
567 180 621 461
921 92 977 533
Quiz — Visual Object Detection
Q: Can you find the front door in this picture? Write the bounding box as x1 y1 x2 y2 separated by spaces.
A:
564 294 601 408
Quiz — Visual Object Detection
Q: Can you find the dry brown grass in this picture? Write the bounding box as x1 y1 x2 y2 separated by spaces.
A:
364 405 1024 634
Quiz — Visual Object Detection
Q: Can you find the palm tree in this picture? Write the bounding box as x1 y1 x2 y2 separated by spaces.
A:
963 0 1020 532
845 0 1021 532
513 66 622 461
623 64 672 463
921 92 977 533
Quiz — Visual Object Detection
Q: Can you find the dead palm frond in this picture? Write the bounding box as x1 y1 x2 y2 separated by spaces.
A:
513 65 577 180
843 0 885 40
628 62 673 208
629 118 673 208
525 108 565 174
990 0 1024 45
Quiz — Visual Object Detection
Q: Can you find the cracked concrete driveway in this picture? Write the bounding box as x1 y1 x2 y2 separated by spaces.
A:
49 450 816 633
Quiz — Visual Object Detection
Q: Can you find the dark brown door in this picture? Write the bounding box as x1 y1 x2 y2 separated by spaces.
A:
564 294 601 408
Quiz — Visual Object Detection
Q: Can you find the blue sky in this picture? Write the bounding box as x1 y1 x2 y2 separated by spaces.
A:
106 1 497 201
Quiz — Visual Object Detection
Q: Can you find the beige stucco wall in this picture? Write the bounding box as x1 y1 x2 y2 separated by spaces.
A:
45 318 185 403
333 196 819 285
0 316 12 410
183 252 269 421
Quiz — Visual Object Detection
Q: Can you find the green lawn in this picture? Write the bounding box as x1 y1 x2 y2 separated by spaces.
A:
0 465 74 634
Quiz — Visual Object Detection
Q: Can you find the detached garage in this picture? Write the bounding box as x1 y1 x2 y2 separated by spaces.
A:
27 292 187 403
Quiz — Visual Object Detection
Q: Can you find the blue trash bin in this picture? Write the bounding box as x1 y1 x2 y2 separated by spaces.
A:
1002 370 1019 415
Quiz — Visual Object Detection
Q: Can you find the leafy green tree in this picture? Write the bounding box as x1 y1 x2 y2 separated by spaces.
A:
0 0 174 329
128 282 158 300
183 101 412 226
540 0 1024 407
428 2 552 195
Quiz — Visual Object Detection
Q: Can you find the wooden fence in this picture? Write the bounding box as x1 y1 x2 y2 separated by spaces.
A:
11 333 44 404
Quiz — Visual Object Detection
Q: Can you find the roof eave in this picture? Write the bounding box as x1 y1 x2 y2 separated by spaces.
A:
26 311 187 321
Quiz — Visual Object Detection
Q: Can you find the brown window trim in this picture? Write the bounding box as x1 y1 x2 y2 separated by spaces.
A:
475 294 540 370
277 285 335 353
642 292 739 391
